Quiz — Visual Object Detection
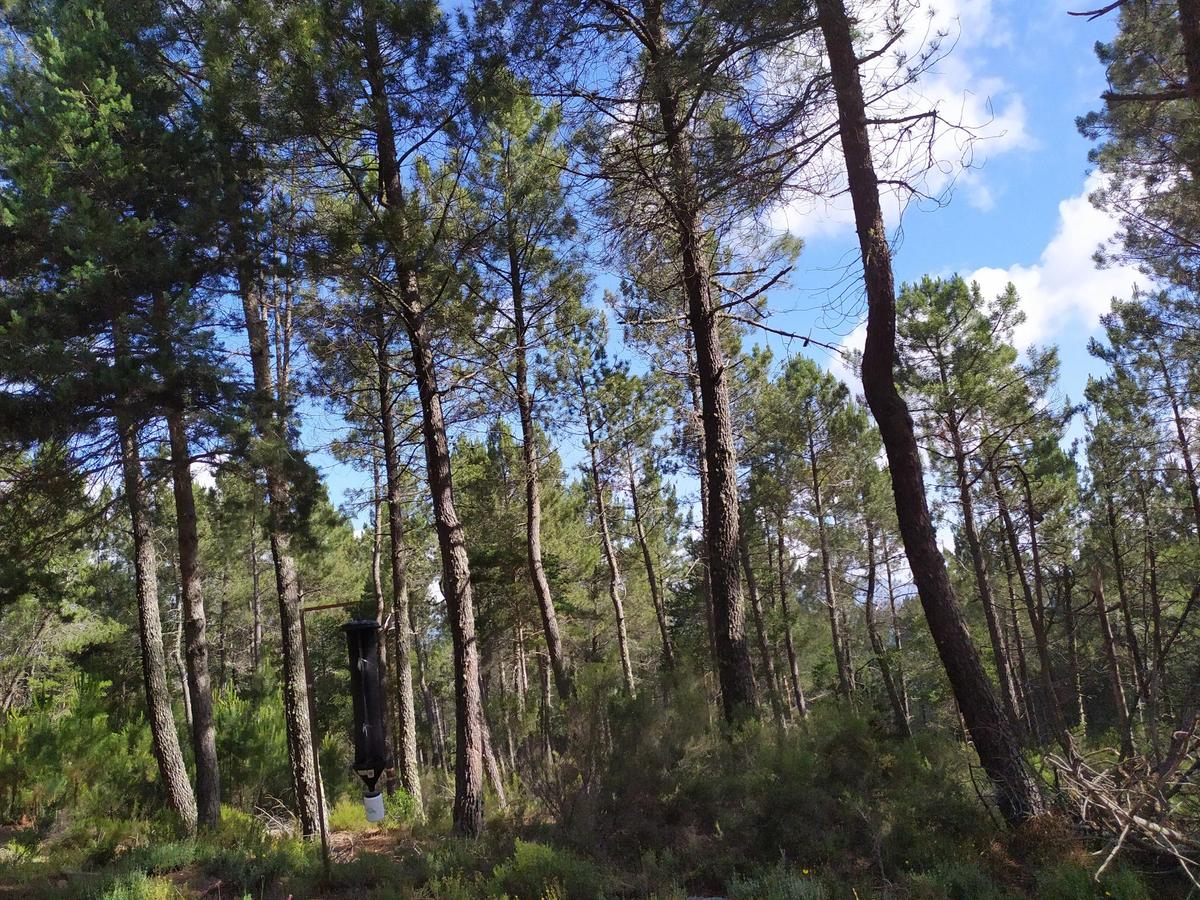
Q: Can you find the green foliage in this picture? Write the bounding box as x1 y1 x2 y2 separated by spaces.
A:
212 683 290 811
727 862 827 900
1031 862 1152 900
488 840 608 900
89 872 183 900
0 676 158 825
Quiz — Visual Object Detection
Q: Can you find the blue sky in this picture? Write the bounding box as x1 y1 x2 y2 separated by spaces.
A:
302 0 1135 520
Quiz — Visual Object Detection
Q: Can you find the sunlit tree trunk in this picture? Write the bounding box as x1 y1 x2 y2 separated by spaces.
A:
115 407 198 835
166 408 220 828
816 0 1044 824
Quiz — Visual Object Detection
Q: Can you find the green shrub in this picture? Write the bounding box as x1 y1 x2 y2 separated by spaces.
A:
727 862 827 900
488 840 608 900
902 860 1015 900
90 871 182 900
328 795 371 833
384 788 419 829
1033 861 1152 900
114 841 195 877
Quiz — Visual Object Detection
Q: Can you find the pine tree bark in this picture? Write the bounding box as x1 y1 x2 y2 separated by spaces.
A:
509 234 574 701
684 333 718 673
644 0 756 719
374 301 423 809
117 415 198 835
166 408 221 829
234 251 326 843
816 0 1044 824
361 2 485 834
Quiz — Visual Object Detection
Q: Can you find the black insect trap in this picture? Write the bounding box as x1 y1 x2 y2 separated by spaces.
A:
344 620 392 823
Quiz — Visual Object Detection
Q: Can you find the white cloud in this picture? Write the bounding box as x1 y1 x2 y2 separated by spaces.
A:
770 0 1029 241
967 172 1142 346
828 173 1142 381
191 461 217 490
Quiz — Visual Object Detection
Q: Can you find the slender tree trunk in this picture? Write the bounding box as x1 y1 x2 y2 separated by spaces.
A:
173 598 192 731
166 409 220 828
864 521 911 738
644 0 756 719
945 420 1022 731
374 301 423 809
1093 569 1134 758
514 624 529 711
249 506 262 675
509 235 574 702
739 523 785 726
1001 539 1038 739
990 467 1069 749
361 3 485 833
1105 493 1150 706
1136 476 1169 714
1061 571 1086 730
629 451 675 671
481 709 508 811
809 435 852 697
538 653 553 770
116 414 198 835
410 598 446 772
683 333 718 674
401 295 486 835
235 252 326 843
577 370 635 696
816 0 1043 824
775 517 808 719
1156 348 1200 543
883 551 911 720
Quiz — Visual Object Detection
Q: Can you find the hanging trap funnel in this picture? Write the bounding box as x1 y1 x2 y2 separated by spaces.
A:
344 619 392 822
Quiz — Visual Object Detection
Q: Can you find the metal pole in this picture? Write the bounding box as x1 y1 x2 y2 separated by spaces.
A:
300 613 331 877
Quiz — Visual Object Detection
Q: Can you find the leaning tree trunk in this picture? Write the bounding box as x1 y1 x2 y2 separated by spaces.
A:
945 415 1022 733
235 256 327 844
816 0 1044 825
116 413 198 836
1093 569 1135 759
361 1 485 834
374 300 423 809
990 466 1069 750
577 370 636 696
645 0 756 720
166 407 221 829
510 235 574 701
629 451 676 671
1104 493 1150 707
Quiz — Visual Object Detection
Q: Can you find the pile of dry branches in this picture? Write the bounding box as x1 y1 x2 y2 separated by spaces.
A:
1045 714 1200 885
